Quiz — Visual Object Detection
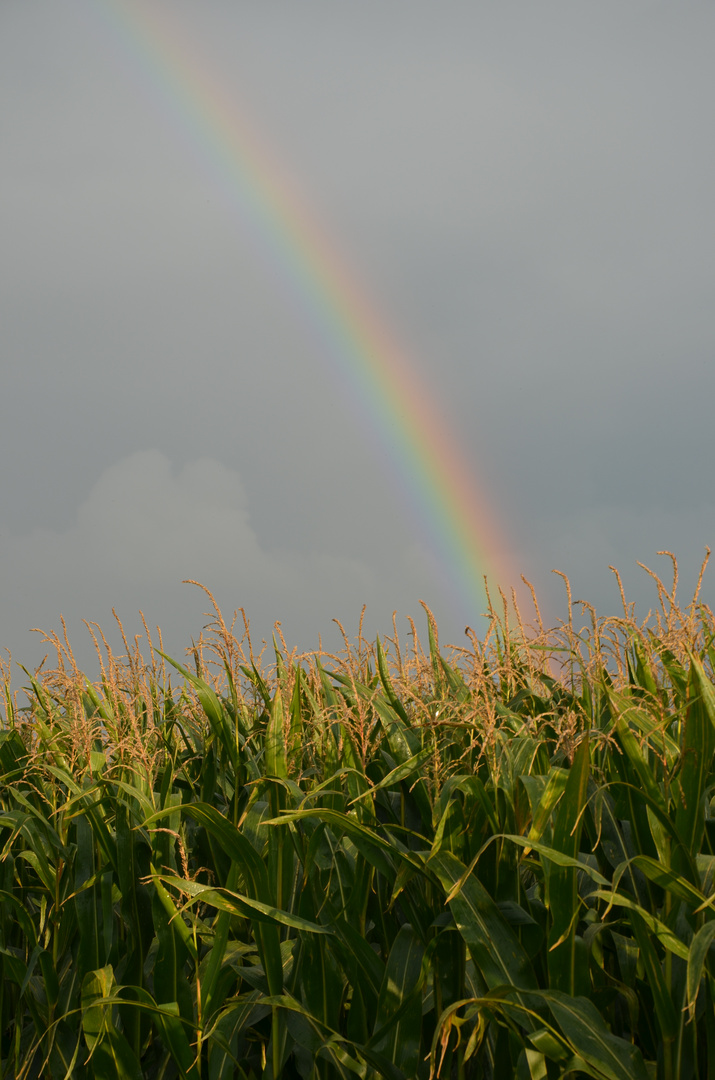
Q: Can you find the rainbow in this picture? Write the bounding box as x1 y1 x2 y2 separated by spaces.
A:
88 0 518 621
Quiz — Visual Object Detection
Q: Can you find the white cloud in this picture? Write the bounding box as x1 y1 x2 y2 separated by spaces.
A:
0 450 378 670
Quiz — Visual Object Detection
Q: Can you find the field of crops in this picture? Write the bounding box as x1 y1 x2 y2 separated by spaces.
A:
2 557 715 1079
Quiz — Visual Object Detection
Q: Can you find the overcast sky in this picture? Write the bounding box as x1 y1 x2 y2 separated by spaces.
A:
2 0 714 674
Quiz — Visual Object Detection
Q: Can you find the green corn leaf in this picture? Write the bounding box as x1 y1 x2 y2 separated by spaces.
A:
629 641 660 699
463 774 501 836
150 1000 197 1080
376 636 409 724
75 814 100 980
200 863 240 1022
424 607 444 697
265 686 287 780
90 1032 145 1080
522 768 569 844
298 932 343 1031
545 737 591 996
519 1047 550 1079
240 661 273 708
151 888 193 1026
608 779 699 888
614 854 705 907
48 778 119 873
264 776 294 915
322 1040 375 1079
613 707 667 814
631 919 680 1046
107 778 156 821
688 652 715 731
256 993 406 1080
160 874 335 936
428 850 538 1024
349 747 432 805
314 656 343 714
149 801 264 893
622 909 681 1051
81 967 143 1080
115 801 152 1057
0 945 27 987
149 802 284 995
589 785 647 903
526 1026 571 1063
262 807 399 881
368 691 420 762
686 920 715 1022
151 867 198 963
4 786 66 843
287 667 303 773
158 651 239 771
6 817 58 894
370 923 424 1075
18 943 44 1002
331 916 385 1003
439 652 471 702
337 672 432 820
610 931 639 989
673 658 715 867
431 793 467 859
0 888 39 947
503 835 610 886
542 990 650 1080
0 729 28 781
10 845 46 889
93 981 197 1080
221 659 250 744
589 890 689 960
340 734 375 824
100 867 114 965
207 993 272 1080
115 801 152 954
630 907 682 1049
83 681 115 727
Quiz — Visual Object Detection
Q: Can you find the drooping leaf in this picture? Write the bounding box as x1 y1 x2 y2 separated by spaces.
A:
543 990 650 1080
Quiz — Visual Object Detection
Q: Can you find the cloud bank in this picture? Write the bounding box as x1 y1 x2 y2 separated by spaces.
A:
0 450 380 672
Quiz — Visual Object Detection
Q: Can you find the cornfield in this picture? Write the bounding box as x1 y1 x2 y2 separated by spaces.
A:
2 554 715 1079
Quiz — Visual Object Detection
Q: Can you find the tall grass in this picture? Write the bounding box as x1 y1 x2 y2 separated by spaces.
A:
1 555 715 1078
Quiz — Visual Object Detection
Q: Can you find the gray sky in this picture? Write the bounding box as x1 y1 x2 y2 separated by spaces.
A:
2 0 714 674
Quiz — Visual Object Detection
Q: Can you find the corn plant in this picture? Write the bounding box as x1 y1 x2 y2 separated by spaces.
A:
1 559 715 1079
